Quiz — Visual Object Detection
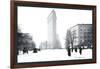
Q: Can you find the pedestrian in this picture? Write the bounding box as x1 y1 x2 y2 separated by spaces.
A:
72 47 74 52
79 47 82 55
75 47 77 52
33 48 37 53
17 48 19 55
67 47 71 56
23 47 28 54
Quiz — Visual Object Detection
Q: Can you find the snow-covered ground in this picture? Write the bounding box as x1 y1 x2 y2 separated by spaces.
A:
17 49 92 63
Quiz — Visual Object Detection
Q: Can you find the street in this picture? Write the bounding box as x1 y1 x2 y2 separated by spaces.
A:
18 49 92 63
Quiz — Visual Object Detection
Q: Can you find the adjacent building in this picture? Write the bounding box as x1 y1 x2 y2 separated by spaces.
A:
70 24 92 48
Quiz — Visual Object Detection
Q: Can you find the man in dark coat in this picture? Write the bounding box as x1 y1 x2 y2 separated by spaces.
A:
67 47 71 56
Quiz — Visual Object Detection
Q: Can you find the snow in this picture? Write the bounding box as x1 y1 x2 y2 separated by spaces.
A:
17 49 92 63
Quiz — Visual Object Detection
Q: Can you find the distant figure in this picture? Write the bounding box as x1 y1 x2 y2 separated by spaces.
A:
23 47 28 54
17 48 19 55
17 51 19 55
38 48 41 51
72 47 74 52
33 48 37 53
79 47 82 55
67 47 71 56
75 47 77 52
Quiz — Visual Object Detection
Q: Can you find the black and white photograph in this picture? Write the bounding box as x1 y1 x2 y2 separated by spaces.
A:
16 6 93 63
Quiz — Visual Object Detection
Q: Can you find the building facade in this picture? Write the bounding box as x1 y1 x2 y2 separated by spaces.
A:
70 24 92 48
47 10 61 49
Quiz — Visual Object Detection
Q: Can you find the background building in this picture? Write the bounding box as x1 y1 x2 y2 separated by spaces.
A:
39 41 48 49
70 24 92 48
47 10 61 49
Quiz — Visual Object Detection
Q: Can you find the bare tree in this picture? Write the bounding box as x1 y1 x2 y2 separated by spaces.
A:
65 30 71 48
70 31 75 51
65 29 75 52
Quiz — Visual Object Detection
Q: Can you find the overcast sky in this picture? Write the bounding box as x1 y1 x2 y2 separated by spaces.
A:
18 6 92 48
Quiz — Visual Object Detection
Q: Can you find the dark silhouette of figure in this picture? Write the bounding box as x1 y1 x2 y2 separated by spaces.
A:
75 47 77 52
67 47 71 56
72 47 74 52
17 48 19 55
17 51 19 55
38 49 41 51
79 47 82 55
23 47 28 54
33 48 37 53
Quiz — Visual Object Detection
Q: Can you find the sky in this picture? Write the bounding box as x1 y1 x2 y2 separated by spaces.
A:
18 6 92 48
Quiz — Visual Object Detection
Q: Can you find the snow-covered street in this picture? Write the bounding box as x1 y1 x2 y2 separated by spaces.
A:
18 49 92 63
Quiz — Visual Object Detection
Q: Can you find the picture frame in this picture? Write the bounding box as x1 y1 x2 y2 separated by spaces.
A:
11 0 96 68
